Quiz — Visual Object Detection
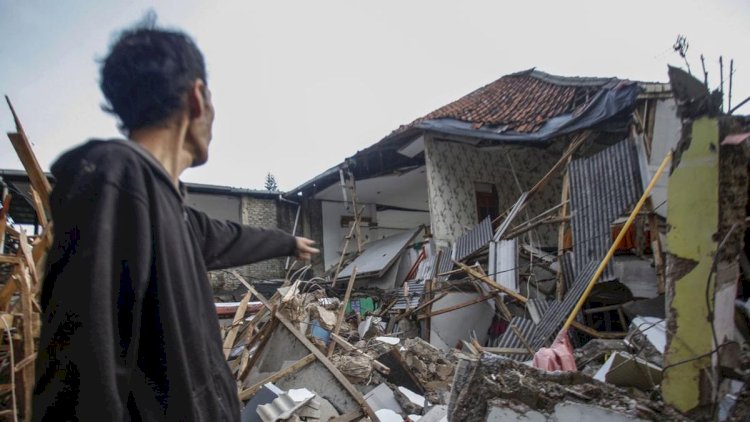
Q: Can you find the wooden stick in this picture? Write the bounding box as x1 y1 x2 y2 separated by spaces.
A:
329 333 390 374
456 262 528 304
504 216 568 239
417 291 498 320
557 170 571 301
483 347 530 355
393 292 448 323
29 188 48 228
332 207 364 288
17 232 39 295
223 290 252 359
239 318 279 383
245 284 376 419
5 133 51 215
562 151 672 332
570 321 627 339
327 268 357 356
238 354 316 401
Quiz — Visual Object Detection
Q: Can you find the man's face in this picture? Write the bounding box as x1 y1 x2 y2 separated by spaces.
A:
188 83 214 167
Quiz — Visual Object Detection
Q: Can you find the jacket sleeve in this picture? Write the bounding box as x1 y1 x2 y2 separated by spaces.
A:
185 206 297 271
33 179 152 421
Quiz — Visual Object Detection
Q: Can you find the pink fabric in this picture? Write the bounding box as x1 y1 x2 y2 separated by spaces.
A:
532 329 577 372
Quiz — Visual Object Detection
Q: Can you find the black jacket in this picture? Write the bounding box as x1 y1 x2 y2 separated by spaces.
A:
33 140 297 421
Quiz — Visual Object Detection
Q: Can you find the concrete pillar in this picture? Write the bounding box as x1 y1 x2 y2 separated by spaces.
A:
662 117 744 413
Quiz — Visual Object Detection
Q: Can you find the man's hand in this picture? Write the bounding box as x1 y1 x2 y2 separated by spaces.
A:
295 237 320 261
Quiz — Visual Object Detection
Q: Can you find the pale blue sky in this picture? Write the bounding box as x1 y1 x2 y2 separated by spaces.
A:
2 0 749 190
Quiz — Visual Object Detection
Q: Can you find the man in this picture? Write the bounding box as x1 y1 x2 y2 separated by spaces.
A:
32 21 318 421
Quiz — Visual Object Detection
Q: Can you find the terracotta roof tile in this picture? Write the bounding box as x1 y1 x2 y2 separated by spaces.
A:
409 69 614 133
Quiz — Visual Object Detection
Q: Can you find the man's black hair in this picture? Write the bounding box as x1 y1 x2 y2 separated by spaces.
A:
100 14 207 133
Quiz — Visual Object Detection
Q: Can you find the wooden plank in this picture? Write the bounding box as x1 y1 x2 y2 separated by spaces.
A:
240 318 279 383
17 232 39 295
5 96 52 214
244 284 376 419
223 290 252 359
326 268 357 356
330 333 390 374
7 134 51 215
570 321 627 339
29 188 48 228
457 262 528 304
238 353 316 401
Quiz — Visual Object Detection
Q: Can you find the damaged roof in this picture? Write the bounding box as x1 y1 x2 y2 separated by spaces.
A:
288 68 663 197
406 69 615 134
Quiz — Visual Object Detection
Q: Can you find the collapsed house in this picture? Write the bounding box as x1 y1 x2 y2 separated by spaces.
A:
285 68 679 351
2 64 749 421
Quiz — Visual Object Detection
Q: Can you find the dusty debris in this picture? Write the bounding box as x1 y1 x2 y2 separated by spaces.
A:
448 352 688 422
330 354 373 385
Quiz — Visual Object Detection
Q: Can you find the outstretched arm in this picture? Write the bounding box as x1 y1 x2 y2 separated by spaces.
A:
185 207 318 270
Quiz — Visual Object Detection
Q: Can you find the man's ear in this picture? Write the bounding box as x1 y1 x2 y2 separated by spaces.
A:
188 79 207 119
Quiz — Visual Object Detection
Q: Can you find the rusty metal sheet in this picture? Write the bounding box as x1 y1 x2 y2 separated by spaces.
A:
568 138 643 281
453 216 493 262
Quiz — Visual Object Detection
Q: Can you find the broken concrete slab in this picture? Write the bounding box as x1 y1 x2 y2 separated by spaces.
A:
594 352 662 391
394 386 427 415
629 316 666 354
363 383 403 414
419 405 447 422
375 408 405 422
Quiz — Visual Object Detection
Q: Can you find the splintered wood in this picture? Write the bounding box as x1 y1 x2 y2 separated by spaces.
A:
2 97 52 421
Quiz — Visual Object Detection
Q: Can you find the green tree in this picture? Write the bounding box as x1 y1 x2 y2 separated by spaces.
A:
264 173 278 192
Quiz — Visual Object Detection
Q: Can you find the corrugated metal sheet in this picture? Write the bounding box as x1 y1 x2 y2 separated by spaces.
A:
494 192 529 241
526 298 551 324
453 216 493 262
491 316 537 361
531 260 598 348
559 252 575 290
392 280 425 310
569 138 643 281
338 227 422 279
488 239 518 292
436 246 453 281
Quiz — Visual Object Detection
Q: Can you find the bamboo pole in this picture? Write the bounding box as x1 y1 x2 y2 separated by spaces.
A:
562 151 672 332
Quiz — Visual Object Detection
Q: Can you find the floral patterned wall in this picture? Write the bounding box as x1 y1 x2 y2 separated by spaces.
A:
424 137 566 247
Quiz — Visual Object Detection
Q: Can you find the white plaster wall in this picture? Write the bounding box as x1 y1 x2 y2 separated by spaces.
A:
424 137 564 246
429 292 495 351
321 200 377 270
649 98 682 218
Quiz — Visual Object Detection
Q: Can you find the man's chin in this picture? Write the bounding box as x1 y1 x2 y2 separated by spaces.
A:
191 153 208 167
